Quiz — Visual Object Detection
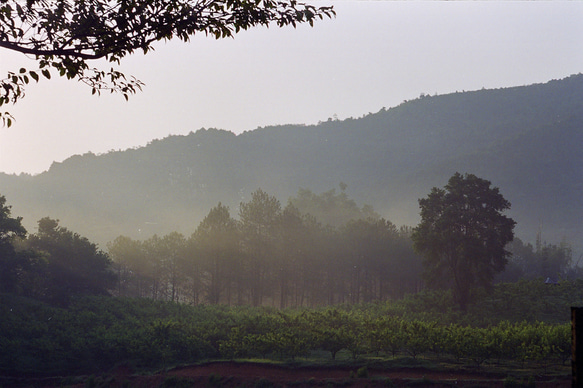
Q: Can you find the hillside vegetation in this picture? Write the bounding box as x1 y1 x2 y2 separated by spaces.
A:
0 279 577 377
0 75 581 252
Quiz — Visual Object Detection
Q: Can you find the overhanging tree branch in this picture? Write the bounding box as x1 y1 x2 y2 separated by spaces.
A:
0 0 335 126
0 41 105 59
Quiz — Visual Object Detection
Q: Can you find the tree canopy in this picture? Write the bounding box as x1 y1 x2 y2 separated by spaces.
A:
412 173 516 311
289 185 379 228
0 0 335 126
26 217 116 304
0 194 28 292
104 187 423 307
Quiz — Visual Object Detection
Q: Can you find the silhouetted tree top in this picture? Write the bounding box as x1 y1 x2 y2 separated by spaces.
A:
0 194 26 242
27 217 115 304
0 194 28 292
0 0 335 125
412 173 516 312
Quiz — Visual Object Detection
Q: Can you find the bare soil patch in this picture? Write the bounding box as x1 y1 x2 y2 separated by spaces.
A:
127 361 570 388
7 361 570 387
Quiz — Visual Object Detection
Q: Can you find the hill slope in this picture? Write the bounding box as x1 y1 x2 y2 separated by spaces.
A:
1 74 581 250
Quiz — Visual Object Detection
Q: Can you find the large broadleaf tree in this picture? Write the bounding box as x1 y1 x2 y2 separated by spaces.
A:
412 172 516 311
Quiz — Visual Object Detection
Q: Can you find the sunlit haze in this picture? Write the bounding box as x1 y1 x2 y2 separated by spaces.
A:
1 1 581 175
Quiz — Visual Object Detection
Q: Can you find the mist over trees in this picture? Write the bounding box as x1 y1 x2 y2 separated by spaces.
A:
0 187 421 308
101 184 580 308
0 76 581 314
0 196 114 305
1 180 580 378
24 217 115 305
107 188 422 307
500 237 577 283
0 177 580 315
0 75 581 257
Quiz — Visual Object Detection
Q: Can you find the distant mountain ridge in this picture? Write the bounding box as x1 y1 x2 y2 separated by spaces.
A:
1 74 582 251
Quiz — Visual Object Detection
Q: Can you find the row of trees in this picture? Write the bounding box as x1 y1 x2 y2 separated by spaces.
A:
0 173 577 310
108 188 422 307
501 237 577 282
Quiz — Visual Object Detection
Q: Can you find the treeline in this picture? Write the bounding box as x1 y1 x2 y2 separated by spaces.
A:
0 196 114 306
1 185 578 310
108 188 422 307
0 293 570 377
501 237 578 282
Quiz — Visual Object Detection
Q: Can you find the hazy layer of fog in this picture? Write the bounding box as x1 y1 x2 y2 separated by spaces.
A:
0 1 581 174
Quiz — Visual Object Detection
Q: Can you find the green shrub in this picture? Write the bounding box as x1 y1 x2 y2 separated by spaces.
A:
254 377 273 388
503 376 518 388
208 373 223 388
356 366 368 378
521 376 536 388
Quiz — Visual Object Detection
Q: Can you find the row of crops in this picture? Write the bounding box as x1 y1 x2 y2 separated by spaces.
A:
0 294 571 376
220 312 570 367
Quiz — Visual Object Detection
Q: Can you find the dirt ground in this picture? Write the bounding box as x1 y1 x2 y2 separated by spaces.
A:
5 361 571 387
123 361 570 388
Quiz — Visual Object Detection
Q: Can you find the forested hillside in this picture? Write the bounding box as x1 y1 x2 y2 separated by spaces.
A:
0 74 581 250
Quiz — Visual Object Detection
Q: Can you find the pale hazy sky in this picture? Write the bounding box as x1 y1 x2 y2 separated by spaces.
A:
1 1 582 175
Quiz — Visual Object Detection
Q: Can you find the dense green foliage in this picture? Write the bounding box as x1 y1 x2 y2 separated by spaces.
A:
1 75 581 253
0 280 576 377
413 173 516 311
395 279 583 326
22 217 116 305
0 195 115 305
0 182 578 379
0 186 577 377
